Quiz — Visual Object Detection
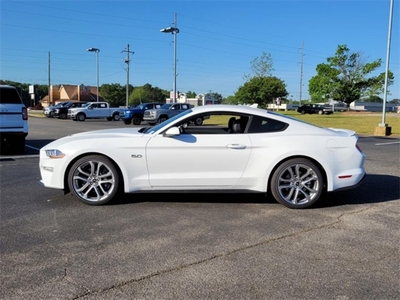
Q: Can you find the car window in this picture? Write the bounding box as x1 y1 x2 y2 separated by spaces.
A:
161 104 172 109
247 116 288 133
0 87 23 104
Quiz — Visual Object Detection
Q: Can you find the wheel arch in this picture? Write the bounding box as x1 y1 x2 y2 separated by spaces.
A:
63 152 125 195
266 155 328 193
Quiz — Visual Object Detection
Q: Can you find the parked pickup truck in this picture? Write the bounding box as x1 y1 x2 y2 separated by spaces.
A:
68 102 124 121
123 102 163 125
143 102 202 125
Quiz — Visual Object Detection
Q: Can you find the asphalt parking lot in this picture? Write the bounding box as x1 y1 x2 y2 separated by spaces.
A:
0 116 399 299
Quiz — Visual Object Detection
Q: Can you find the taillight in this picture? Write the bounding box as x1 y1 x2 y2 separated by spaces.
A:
22 107 28 120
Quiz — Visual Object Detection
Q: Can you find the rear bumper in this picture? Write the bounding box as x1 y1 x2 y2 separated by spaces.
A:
334 172 366 192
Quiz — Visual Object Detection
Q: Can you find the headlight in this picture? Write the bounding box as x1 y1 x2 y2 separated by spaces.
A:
45 149 65 159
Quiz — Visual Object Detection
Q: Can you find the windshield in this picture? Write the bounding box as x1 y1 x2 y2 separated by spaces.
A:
144 109 192 134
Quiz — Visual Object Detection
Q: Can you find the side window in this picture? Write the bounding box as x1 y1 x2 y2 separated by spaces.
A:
182 104 188 110
247 116 288 133
155 104 161 109
100 103 106 108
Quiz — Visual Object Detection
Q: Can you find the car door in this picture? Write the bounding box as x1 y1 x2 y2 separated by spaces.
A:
145 131 252 188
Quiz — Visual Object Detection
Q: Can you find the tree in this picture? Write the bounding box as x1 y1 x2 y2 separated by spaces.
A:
99 83 126 107
244 51 275 80
186 91 197 98
235 76 288 107
128 84 168 106
362 95 383 103
308 44 394 106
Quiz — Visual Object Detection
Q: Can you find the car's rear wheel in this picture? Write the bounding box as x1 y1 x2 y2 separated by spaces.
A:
59 112 68 119
113 113 120 121
132 116 141 125
318 110 323 115
11 137 25 153
300 110 306 115
270 158 323 209
68 155 120 205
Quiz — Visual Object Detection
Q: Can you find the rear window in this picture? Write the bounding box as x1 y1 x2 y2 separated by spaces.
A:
0 87 23 104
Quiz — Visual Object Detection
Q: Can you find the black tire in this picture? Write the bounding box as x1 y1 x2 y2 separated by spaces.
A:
124 119 132 125
318 110 323 115
301 110 306 115
132 116 142 125
194 117 203 126
59 112 68 119
11 137 25 153
113 113 120 121
49 111 55 118
77 113 86 121
107 117 112 121
158 116 168 124
270 158 324 209
68 155 120 205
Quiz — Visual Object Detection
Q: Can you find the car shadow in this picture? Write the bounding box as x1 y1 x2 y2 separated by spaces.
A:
112 174 399 208
314 174 399 208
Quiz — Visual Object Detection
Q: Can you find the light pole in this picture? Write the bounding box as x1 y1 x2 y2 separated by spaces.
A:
160 13 179 103
379 0 394 131
87 47 100 102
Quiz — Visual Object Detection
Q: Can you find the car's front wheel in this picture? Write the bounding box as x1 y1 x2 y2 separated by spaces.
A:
270 158 324 209
77 113 86 121
113 113 120 121
132 116 142 125
68 155 121 205
194 117 203 126
158 116 168 123
59 112 67 119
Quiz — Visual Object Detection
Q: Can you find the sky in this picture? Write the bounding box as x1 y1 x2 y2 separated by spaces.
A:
1 0 399 101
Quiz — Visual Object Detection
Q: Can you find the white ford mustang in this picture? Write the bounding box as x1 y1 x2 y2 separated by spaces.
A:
39 105 366 209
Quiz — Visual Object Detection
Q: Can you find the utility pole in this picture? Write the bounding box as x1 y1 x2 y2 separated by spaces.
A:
122 44 134 107
48 51 52 105
299 41 304 107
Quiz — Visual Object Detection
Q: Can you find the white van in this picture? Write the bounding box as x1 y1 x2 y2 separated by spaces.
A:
0 85 28 153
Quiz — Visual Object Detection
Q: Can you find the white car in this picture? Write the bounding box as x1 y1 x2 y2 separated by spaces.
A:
39 105 366 209
0 85 28 153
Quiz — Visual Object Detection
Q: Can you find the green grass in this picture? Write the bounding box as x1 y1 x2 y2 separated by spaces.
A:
281 111 400 136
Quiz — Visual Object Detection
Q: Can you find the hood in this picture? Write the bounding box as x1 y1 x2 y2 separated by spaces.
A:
42 127 147 149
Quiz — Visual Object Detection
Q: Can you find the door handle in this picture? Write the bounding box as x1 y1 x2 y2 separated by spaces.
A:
227 144 246 149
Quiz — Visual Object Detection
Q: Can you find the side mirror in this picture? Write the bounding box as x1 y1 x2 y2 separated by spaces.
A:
164 127 180 137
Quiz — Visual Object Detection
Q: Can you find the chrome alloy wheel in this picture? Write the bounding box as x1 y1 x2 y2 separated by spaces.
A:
68 155 120 205
271 158 323 209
